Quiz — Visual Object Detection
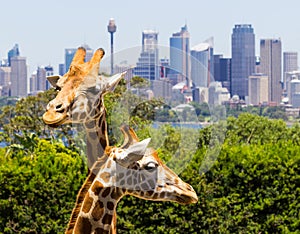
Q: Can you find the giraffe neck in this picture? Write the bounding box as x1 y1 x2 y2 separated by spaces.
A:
84 97 109 170
65 158 124 234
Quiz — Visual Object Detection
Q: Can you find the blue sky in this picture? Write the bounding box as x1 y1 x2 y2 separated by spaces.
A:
1 0 300 73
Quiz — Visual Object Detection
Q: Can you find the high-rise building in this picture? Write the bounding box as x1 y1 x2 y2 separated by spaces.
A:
37 66 47 91
191 37 214 88
285 71 300 105
134 30 159 81
213 54 223 82
30 65 55 93
0 67 11 87
283 52 298 90
231 24 256 99
159 58 170 78
169 25 190 86
260 38 282 104
45 65 54 90
7 44 20 66
248 73 269 105
59 63 65 76
65 48 77 73
220 58 232 94
10 56 27 97
0 66 11 96
29 72 37 93
290 79 300 107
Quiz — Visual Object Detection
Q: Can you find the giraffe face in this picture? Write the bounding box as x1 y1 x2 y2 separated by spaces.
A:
107 138 198 205
42 47 124 127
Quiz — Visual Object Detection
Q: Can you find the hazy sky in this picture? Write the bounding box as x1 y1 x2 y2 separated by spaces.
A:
1 0 300 73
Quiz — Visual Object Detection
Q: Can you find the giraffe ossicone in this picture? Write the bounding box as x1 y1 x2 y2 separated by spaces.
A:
65 125 198 234
43 47 125 168
43 47 125 127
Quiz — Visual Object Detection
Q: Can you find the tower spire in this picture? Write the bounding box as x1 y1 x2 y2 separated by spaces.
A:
107 18 117 75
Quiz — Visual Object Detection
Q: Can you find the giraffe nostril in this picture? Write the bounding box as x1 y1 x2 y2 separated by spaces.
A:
55 104 65 113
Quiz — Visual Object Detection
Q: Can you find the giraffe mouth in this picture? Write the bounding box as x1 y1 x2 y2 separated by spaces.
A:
175 192 198 205
42 111 70 128
172 183 198 204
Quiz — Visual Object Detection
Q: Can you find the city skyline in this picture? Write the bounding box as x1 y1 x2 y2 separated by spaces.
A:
1 0 300 74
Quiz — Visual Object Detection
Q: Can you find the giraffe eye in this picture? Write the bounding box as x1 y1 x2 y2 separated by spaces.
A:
55 86 62 91
144 162 157 171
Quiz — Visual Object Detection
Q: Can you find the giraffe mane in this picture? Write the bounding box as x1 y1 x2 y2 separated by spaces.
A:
66 154 109 233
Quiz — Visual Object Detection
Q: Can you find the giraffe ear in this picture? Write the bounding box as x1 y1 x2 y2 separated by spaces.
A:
47 75 63 88
103 72 126 92
116 138 151 167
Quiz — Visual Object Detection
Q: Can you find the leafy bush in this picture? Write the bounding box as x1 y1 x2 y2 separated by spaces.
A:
0 138 86 233
116 115 300 233
0 91 299 233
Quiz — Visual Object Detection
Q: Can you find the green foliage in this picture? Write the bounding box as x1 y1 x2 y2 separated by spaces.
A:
0 87 299 233
130 76 150 88
0 137 86 233
225 104 289 120
117 115 300 233
0 89 78 148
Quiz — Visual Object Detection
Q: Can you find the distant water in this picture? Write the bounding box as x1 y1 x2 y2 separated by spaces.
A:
152 122 205 129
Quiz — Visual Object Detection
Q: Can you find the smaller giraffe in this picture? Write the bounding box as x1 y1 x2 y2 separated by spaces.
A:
66 125 198 234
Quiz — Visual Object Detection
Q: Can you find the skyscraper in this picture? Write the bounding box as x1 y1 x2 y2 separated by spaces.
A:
191 37 214 88
260 39 282 104
134 30 159 81
169 25 190 85
231 24 255 99
7 44 20 66
10 56 27 97
283 52 298 90
0 66 11 96
0 67 11 87
220 58 232 94
65 48 77 73
59 64 65 76
248 73 269 105
45 65 54 90
213 54 223 82
36 66 46 91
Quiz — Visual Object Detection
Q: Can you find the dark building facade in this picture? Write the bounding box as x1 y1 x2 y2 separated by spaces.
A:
231 24 255 99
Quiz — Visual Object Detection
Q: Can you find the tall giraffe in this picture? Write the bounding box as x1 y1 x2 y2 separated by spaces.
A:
43 47 125 170
65 125 198 234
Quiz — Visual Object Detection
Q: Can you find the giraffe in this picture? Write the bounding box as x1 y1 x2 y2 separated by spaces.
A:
42 47 125 169
65 125 198 234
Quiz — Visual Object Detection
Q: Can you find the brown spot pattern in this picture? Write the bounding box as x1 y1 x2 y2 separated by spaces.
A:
82 195 93 213
102 213 113 225
100 172 111 183
91 181 104 196
75 217 92 234
94 228 109 234
106 201 114 211
91 200 104 221
101 187 111 198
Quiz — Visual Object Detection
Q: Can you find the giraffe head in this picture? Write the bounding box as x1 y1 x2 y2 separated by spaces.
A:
65 125 197 233
100 125 198 205
42 47 124 127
